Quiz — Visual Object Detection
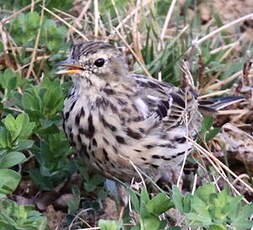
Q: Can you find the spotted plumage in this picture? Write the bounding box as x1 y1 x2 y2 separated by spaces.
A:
58 41 242 182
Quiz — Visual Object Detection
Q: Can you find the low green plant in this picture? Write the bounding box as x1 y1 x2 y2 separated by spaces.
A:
199 116 220 142
6 11 69 68
172 184 253 230
0 111 48 230
0 113 35 196
97 184 253 230
0 199 48 230
98 219 123 230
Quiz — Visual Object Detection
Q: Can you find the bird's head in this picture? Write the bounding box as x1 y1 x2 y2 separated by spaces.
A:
57 41 129 87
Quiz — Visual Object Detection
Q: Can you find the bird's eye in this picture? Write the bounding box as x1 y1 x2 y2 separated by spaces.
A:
94 58 105 67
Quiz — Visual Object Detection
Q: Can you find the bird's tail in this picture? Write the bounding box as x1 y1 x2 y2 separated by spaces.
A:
198 96 244 114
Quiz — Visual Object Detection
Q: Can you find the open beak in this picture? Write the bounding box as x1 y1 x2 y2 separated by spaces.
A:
56 58 84 75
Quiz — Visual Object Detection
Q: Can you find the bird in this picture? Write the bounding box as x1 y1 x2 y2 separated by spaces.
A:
57 41 242 183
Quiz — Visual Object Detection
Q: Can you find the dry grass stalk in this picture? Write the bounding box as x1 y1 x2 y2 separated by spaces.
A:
1 0 42 24
41 6 88 41
193 13 253 48
188 137 253 197
160 0 178 44
26 0 45 78
114 29 152 77
93 0 99 38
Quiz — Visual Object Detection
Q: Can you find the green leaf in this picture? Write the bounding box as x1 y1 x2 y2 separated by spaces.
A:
3 113 35 142
21 87 43 118
29 168 54 191
205 127 220 141
17 113 35 138
140 189 150 218
0 169 21 195
98 220 122 230
182 193 192 213
195 183 216 202
199 116 220 141
142 216 162 230
0 151 26 168
200 116 214 132
129 190 140 212
232 203 253 229
15 139 34 151
67 186 80 215
225 196 240 219
130 226 140 230
172 186 184 213
0 69 23 91
146 193 173 215
140 189 150 203
0 199 48 230
190 196 212 224
0 127 11 148
3 114 21 140
209 224 227 230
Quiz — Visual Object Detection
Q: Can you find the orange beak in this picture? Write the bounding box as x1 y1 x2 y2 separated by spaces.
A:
56 58 84 75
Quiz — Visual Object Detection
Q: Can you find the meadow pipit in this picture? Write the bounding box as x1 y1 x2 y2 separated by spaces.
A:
57 41 242 182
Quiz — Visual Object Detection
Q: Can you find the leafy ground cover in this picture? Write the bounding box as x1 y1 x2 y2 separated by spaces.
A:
0 0 253 229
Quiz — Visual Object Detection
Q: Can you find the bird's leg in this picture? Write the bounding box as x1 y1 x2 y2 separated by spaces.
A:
105 179 128 219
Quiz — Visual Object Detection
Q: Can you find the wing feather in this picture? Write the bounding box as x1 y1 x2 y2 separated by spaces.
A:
132 74 192 128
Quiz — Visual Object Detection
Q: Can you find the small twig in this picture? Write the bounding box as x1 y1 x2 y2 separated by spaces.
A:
197 143 250 203
26 0 45 78
68 208 94 230
207 70 243 91
242 60 252 86
41 6 88 41
180 60 195 88
17 55 50 72
160 0 177 43
31 0 35 12
1 0 42 24
94 0 99 38
210 41 239 55
188 137 253 195
198 89 231 99
192 13 253 48
67 0 92 37
6 47 44 52
0 23 10 52
217 109 248 115
114 29 152 77
191 174 198 195
177 88 192 188
157 0 177 80
132 0 144 64
74 0 92 28
111 0 123 32
130 160 147 191
54 8 80 22
219 45 237 62
232 174 250 186
109 0 152 39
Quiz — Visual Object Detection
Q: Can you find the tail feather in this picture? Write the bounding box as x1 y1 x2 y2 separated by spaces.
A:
198 96 244 114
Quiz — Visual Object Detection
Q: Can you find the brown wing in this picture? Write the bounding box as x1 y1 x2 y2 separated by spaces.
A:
132 74 194 128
